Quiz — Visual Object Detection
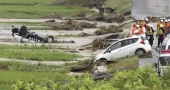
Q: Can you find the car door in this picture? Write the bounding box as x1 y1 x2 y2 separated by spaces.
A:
105 41 121 60
119 38 137 57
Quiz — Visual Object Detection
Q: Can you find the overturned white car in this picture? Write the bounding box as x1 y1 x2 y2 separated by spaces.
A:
12 26 54 43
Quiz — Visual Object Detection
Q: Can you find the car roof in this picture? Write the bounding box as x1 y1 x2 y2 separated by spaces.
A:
119 36 140 41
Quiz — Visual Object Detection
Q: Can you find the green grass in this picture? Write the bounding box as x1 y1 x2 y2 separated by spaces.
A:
0 60 86 90
0 44 52 49
0 44 79 61
0 0 53 5
0 5 93 19
0 49 79 61
103 0 131 13
0 56 139 90
0 22 47 26
0 61 67 73
108 56 139 72
0 70 57 90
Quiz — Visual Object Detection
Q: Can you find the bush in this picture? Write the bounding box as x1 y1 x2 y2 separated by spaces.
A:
13 67 170 90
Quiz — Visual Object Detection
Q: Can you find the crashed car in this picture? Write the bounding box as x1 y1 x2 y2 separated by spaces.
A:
12 26 54 43
95 36 152 62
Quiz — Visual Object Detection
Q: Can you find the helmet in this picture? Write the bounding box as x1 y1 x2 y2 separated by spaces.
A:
145 18 149 21
160 18 163 20
165 19 168 22
160 20 163 22
168 19 170 22
136 25 139 28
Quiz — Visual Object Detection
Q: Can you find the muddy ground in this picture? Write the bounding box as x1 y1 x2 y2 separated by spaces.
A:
0 19 131 64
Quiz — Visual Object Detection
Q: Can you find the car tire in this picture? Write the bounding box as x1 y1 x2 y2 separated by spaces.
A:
135 49 145 56
47 36 54 43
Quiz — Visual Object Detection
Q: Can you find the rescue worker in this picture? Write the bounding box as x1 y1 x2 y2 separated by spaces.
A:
145 18 149 25
146 25 154 47
164 19 169 38
166 19 170 37
156 24 165 47
139 25 146 38
157 18 163 30
136 20 140 25
134 25 140 35
131 24 136 37
141 18 146 26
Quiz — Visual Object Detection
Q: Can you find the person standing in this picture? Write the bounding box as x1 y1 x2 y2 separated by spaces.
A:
156 25 165 47
139 25 146 38
131 24 136 37
164 19 169 38
146 25 154 47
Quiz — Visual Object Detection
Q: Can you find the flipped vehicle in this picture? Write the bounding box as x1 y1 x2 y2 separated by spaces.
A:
155 50 170 76
95 36 152 62
12 26 54 43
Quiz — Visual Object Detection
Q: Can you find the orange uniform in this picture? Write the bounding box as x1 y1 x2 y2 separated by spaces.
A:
131 27 136 35
131 24 136 36
139 28 144 34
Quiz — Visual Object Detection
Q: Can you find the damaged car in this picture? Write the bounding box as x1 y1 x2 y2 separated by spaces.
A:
12 26 54 43
95 36 152 62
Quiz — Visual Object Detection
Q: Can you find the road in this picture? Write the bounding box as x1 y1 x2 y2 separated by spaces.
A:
132 0 170 19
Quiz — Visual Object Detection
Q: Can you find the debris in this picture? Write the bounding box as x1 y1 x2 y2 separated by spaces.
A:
54 40 75 43
73 12 86 17
45 20 55 22
0 65 10 70
52 20 97 30
123 11 131 16
79 32 89 37
139 52 153 58
93 72 113 81
92 38 108 51
105 14 125 23
95 25 123 35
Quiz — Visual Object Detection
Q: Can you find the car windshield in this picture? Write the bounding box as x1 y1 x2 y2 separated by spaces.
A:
160 57 170 66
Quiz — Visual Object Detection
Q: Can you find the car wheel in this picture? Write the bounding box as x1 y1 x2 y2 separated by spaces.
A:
47 36 54 43
135 49 145 56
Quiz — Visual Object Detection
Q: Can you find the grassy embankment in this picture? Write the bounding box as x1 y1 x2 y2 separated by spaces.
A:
103 0 131 13
0 56 138 90
0 44 80 61
0 0 94 19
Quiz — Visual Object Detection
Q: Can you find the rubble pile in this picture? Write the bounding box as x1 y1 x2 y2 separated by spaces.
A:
95 25 123 35
92 38 108 51
105 14 125 23
73 12 86 17
52 20 97 30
